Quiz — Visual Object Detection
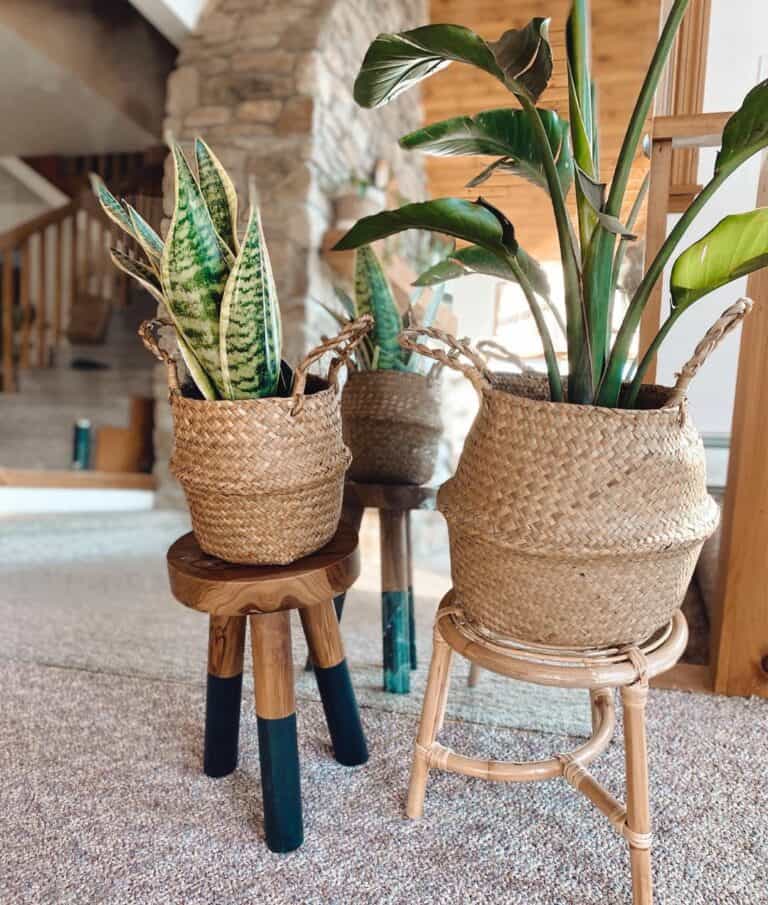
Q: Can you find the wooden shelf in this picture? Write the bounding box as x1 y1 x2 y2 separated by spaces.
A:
0 468 155 491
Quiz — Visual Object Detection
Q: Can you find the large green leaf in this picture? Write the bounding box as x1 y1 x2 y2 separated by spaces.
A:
670 208 768 310
219 206 282 399
400 108 572 194
195 138 239 254
353 25 502 108
715 79 768 176
488 17 553 102
414 243 549 297
333 198 514 261
354 245 404 370
161 144 230 395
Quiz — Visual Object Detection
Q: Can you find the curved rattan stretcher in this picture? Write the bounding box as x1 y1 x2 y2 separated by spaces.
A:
407 592 688 905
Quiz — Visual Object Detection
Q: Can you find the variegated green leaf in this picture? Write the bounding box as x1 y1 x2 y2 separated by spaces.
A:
219 206 282 399
161 144 230 395
195 138 239 254
354 245 403 369
125 204 164 269
109 248 164 303
90 173 136 239
176 331 218 400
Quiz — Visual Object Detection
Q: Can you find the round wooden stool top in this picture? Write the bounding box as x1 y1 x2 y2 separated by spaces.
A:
167 522 359 617
344 481 437 512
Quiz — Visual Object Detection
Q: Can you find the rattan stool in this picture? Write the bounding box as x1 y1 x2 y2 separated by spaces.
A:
408 592 688 905
167 522 368 853
340 481 437 694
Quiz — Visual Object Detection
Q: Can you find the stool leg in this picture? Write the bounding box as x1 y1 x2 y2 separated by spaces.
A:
301 599 368 767
405 512 417 671
407 626 453 819
304 593 345 672
204 614 246 778
467 662 481 688
250 612 302 853
621 682 653 905
380 509 411 693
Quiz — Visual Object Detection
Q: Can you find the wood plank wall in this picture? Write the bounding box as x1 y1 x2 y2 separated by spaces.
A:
424 0 662 260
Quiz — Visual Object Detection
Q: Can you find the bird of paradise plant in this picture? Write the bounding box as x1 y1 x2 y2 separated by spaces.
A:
319 245 448 374
92 138 284 401
334 1 768 407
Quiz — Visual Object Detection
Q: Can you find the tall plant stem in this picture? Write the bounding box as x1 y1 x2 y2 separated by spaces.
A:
623 307 682 406
507 253 564 402
597 169 729 406
585 0 691 383
518 93 589 402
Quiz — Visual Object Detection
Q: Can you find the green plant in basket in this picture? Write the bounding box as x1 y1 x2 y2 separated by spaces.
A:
334 2 768 407
91 138 287 401
318 244 450 374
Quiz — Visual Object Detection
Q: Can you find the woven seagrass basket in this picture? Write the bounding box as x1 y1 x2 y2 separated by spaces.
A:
141 316 372 565
342 369 442 485
401 301 749 649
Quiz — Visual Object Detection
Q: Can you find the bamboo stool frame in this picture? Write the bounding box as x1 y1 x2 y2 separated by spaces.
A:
408 593 688 905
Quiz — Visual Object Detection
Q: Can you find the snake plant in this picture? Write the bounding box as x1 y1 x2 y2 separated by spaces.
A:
334 3 768 407
92 139 282 401
319 245 448 373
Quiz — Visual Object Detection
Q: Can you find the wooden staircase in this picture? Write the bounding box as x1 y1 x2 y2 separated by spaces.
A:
0 150 164 392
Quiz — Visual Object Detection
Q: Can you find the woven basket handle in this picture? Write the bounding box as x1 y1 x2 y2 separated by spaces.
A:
399 326 494 394
291 314 374 415
664 298 753 409
476 338 533 373
138 318 181 394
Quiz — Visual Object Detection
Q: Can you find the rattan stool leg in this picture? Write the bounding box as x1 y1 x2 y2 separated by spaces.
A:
301 599 369 767
407 627 454 818
380 509 411 693
204 614 246 778
250 611 303 853
467 662 481 687
621 682 653 905
405 512 417 671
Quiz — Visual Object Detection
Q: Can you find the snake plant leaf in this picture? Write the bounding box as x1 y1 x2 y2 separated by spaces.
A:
400 108 573 195
334 285 356 318
219 206 281 399
354 245 404 369
353 25 503 108
176 331 217 400
161 144 229 395
488 18 553 103
125 204 164 269
109 248 164 304
89 174 136 239
314 299 350 329
195 137 239 254
333 198 515 263
715 79 768 176
670 208 768 311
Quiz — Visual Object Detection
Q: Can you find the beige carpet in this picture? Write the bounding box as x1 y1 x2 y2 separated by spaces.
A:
1 512 767 904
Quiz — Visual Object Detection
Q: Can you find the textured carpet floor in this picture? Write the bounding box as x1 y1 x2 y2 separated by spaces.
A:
1 512 767 904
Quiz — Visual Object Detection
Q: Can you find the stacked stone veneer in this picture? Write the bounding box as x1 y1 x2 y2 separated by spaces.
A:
156 0 426 506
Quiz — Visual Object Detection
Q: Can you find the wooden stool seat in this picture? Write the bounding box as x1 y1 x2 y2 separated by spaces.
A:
336 481 438 694
167 524 368 854
408 592 689 905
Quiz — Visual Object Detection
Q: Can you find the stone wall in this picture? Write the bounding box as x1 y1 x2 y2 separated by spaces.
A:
156 0 427 506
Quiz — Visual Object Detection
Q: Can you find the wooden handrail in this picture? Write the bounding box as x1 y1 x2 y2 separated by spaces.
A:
652 112 732 148
0 200 76 252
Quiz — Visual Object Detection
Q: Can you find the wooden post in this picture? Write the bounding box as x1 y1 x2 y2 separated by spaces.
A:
19 241 30 368
712 154 768 698
301 600 368 767
70 214 78 332
2 250 14 392
37 228 47 367
250 611 303 853
621 682 653 905
638 137 673 383
204 614 246 778
52 221 62 345
380 509 411 693
405 512 417 670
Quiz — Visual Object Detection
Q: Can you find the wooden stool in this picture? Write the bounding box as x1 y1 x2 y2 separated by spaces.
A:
167 523 368 853
340 481 438 694
408 592 688 905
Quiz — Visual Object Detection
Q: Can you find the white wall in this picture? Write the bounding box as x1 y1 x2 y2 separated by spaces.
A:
0 167 51 232
655 0 768 434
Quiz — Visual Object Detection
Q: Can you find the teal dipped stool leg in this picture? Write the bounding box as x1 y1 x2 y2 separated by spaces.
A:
405 512 417 671
301 599 368 766
204 615 247 778
250 611 303 853
380 509 411 693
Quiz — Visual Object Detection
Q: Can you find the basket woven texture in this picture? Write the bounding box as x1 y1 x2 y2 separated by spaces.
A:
142 316 372 565
342 369 442 485
400 300 749 649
